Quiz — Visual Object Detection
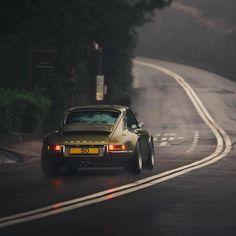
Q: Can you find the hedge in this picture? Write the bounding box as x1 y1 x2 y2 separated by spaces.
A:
0 89 52 134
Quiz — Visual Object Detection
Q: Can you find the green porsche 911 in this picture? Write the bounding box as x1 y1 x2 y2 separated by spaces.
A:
41 105 155 176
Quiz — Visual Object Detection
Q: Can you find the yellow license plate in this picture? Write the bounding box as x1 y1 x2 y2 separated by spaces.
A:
69 147 99 155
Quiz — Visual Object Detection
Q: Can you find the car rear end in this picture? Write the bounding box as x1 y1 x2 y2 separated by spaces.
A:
42 135 134 170
41 106 136 175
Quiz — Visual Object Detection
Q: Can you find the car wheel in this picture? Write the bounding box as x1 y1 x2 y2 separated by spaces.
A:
147 136 155 170
131 141 143 174
41 159 61 177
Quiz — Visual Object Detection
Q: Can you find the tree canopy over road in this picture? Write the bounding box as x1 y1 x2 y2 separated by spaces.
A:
0 0 171 133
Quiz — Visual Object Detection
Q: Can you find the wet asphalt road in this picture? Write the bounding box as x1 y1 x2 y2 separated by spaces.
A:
0 57 235 236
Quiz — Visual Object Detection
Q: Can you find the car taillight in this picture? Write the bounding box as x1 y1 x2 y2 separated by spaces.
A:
48 145 62 152
108 144 126 151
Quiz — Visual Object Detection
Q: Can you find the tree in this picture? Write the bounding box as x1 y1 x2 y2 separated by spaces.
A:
0 0 172 132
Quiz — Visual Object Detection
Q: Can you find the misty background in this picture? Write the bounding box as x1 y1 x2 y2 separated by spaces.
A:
136 0 236 80
1 0 235 137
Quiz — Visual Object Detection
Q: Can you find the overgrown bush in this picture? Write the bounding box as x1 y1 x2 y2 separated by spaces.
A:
0 89 51 134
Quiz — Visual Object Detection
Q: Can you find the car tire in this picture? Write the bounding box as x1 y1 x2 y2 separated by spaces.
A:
130 141 143 174
41 159 61 177
147 136 155 170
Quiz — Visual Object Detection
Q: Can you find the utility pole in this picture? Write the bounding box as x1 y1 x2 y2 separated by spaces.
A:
27 43 33 91
93 41 105 103
88 41 105 104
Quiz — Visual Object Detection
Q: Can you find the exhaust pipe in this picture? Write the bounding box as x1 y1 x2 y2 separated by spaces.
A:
79 161 90 167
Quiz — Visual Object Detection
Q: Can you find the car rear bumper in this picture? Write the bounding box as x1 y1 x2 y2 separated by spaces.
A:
42 152 135 168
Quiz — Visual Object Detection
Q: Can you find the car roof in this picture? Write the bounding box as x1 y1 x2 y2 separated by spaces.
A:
67 105 129 113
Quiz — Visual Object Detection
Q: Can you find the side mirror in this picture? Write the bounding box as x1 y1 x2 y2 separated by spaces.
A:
138 121 144 128
131 122 144 129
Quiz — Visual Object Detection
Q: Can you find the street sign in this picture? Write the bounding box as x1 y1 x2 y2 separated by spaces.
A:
96 75 104 101
33 49 57 69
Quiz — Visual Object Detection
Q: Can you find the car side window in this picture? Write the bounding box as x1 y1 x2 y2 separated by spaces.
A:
125 110 138 129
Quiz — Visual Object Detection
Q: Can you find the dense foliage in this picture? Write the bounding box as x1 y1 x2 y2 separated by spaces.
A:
0 89 51 133
0 0 171 133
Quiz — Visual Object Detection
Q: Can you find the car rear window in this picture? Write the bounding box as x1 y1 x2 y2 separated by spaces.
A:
65 110 120 125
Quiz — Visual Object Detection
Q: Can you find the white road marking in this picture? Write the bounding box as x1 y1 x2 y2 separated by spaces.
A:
159 141 169 146
161 137 168 141
163 133 176 136
0 59 232 229
154 133 184 146
186 131 199 153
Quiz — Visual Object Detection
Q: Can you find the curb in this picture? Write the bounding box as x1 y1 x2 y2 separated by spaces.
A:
0 147 24 166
